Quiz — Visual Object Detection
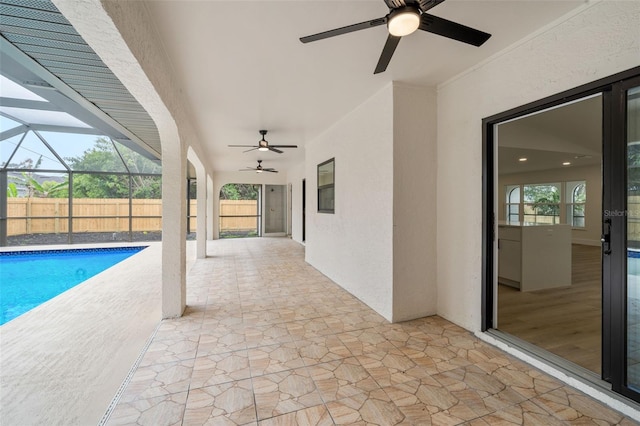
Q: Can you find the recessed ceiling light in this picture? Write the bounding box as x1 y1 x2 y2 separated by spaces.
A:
518 157 527 162
563 162 571 166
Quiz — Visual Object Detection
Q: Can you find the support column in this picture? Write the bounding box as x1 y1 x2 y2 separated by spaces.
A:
54 0 202 319
212 177 220 240
162 140 187 318
391 83 438 322
188 148 207 259
206 175 214 241
196 177 207 258
0 171 7 246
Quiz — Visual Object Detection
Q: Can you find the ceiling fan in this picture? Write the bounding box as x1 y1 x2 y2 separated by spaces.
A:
239 160 278 173
229 130 298 154
299 0 491 74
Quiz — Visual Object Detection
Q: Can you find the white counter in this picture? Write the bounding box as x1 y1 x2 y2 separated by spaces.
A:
498 222 572 291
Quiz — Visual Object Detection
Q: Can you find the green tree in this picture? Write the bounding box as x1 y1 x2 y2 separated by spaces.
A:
8 174 69 198
629 144 640 195
220 183 259 200
524 184 560 217
71 173 129 198
7 155 69 198
7 182 18 197
33 179 69 198
66 137 161 199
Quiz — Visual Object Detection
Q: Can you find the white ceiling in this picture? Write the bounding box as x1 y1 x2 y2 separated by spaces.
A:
498 94 602 175
142 0 586 173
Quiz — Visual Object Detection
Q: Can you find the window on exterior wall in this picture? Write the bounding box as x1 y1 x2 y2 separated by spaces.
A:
566 181 586 228
317 158 334 214
506 185 520 223
524 183 560 224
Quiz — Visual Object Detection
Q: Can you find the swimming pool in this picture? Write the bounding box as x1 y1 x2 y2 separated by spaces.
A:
0 246 146 325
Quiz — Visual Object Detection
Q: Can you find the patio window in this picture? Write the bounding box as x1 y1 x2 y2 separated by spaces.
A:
318 158 335 214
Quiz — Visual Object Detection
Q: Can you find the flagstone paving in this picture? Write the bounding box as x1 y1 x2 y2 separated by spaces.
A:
105 238 638 425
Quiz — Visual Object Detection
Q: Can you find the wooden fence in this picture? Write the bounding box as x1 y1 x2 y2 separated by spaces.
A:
219 200 259 232
6 198 257 236
10 196 640 240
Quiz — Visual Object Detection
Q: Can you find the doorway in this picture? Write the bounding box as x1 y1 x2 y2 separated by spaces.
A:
219 183 261 238
302 179 306 242
483 67 640 402
495 95 602 374
264 184 286 235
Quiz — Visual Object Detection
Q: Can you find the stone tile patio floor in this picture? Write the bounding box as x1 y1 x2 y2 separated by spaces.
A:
105 238 638 425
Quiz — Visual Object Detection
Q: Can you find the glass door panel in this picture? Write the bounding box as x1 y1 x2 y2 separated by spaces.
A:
495 95 603 375
627 85 640 391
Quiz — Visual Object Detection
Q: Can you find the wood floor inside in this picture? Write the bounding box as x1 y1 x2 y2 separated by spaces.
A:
498 244 602 374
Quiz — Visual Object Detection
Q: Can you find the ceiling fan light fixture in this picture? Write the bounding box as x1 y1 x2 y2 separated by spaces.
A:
387 7 420 37
258 136 269 151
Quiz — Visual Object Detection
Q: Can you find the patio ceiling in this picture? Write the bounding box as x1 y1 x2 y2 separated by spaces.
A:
2 0 590 175
141 0 586 173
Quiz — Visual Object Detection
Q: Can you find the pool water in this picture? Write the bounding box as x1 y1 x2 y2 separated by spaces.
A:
0 246 145 325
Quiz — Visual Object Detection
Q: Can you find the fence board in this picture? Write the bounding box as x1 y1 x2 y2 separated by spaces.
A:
6 198 256 236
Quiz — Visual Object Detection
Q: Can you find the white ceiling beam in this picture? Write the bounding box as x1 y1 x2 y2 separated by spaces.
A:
0 36 160 160
0 124 28 141
0 97 61 111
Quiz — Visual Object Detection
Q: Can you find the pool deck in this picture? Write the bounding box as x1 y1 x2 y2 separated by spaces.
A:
0 241 197 425
2 239 640 424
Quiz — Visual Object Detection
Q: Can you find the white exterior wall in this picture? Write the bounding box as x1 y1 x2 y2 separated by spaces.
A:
305 85 395 320
392 83 438 321
437 1 640 331
287 162 306 244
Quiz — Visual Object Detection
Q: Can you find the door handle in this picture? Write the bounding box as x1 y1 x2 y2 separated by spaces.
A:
601 218 612 255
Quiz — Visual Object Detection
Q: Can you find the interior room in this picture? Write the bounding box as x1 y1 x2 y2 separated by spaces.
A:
496 95 603 374
1 0 639 424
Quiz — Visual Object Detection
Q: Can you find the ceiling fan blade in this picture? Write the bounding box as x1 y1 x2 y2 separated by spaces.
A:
270 145 298 148
239 168 255 171
419 13 491 46
416 0 446 13
228 145 255 147
374 34 401 74
243 147 259 153
384 0 407 8
265 170 279 173
269 147 284 154
300 17 386 43
263 167 276 171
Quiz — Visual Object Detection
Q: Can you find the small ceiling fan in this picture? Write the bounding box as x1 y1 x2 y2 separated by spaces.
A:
229 130 298 154
239 160 278 173
300 0 491 74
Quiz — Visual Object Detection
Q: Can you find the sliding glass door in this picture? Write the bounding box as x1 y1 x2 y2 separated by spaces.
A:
483 68 640 404
624 82 640 397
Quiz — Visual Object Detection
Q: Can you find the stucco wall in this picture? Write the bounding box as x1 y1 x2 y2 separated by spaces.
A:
305 85 395 320
392 83 438 321
437 1 640 331
287 162 306 244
